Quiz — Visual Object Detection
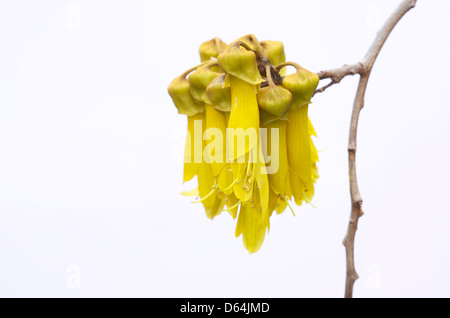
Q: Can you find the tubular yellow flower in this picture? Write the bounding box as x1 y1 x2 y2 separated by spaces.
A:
226 77 269 217
258 60 291 215
283 65 320 205
190 105 230 219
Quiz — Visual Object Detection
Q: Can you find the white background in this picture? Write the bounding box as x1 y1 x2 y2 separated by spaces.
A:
0 0 449 298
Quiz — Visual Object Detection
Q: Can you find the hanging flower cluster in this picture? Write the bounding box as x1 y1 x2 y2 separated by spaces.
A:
168 34 319 253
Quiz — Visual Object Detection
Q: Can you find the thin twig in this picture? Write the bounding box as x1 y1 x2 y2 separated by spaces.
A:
314 80 337 94
314 0 417 298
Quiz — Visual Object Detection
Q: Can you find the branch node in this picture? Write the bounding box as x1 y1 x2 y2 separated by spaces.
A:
352 199 363 209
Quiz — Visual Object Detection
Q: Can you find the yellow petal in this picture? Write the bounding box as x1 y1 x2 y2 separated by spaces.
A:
308 117 317 137
227 75 259 162
225 192 239 219
256 135 269 219
286 105 320 205
232 151 254 203
181 187 199 197
183 112 205 182
197 163 224 219
290 173 305 206
269 188 291 215
204 104 226 176
263 119 291 198
275 197 288 215
287 105 312 183
218 165 234 195
235 199 268 254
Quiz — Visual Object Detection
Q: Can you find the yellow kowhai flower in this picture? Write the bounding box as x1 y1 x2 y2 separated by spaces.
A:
279 62 320 206
168 66 206 183
257 44 293 215
177 39 229 218
218 39 271 252
168 35 319 254
218 42 263 202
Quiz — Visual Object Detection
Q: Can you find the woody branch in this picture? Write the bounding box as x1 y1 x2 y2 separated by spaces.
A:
314 0 417 298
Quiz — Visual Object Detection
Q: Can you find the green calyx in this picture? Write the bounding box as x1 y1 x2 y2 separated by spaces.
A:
199 37 228 62
206 73 231 112
168 74 205 116
257 85 292 117
278 62 319 111
188 62 222 104
237 34 266 58
259 108 290 126
261 40 286 72
217 43 262 85
257 65 292 117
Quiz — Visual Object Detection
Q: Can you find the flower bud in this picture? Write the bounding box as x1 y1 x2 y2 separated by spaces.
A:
217 44 262 85
257 85 292 117
199 37 228 62
282 67 319 111
168 76 205 116
188 63 222 104
206 74 231 112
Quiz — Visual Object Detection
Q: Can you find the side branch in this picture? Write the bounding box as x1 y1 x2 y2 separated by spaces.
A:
314 64 364 95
